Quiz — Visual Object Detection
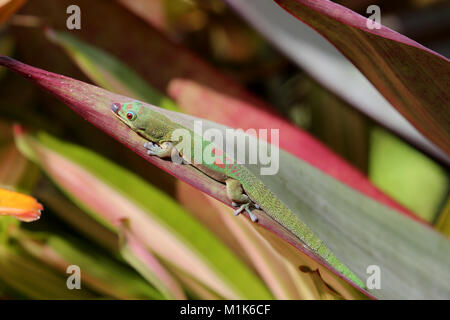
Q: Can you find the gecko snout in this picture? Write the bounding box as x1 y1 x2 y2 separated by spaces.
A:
111 102 121 114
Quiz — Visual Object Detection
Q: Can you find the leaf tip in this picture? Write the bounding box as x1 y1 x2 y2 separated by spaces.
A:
12 124 26 136
0 55 16 67
0 188 44 223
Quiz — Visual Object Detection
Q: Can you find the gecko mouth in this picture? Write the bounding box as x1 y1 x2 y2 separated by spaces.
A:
111 103 122 114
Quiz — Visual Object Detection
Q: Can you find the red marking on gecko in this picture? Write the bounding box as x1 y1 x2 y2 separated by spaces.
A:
212 148 227 168
214 159 225 168
232 164 242 173
212 148 237 170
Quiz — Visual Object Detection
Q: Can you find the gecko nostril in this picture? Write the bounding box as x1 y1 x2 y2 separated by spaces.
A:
111 103 121 113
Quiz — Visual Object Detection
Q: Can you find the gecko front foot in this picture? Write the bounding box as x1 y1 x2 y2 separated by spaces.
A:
144 141 189 164
144 141 175 158
233 203 258 222
144 141 154 149
144 141 161 156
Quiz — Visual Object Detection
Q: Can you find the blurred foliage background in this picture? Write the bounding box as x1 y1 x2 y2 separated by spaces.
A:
0 0 448 300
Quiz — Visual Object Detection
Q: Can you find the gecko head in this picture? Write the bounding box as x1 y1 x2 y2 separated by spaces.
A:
111 101 147 131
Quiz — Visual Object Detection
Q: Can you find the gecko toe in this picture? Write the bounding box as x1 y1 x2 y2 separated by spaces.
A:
233 206 244 216
144 141 154 149
233 203 258 222
245 206 258 222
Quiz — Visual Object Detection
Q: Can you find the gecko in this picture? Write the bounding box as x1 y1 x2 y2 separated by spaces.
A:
111 100 365 289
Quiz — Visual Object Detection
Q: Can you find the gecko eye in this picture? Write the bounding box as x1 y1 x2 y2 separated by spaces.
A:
126 111 137 121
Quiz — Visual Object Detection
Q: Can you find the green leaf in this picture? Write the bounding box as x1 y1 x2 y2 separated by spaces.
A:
3 56 449 299
45 29 179 112
0 245 97 299
16 231 163 300
369 128 449 222
24 0 420 220
26 0 412 222
203 197 367 300
15 131 272 300
171 109 450 299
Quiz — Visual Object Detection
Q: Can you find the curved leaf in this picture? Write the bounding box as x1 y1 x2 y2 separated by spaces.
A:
118 219 186 300
0 246 96 299
2 56 449 299
21 0 418 219
15 130 272 300
45 29 179 112
275 0 450 156
15 231 163 299
225 0 447 164
167 78 418 220
204 196 366 299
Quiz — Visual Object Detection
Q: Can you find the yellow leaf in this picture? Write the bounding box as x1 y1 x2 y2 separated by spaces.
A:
0 188 42 222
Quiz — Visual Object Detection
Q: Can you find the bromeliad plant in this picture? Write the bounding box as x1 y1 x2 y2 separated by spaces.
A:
0 0 448 300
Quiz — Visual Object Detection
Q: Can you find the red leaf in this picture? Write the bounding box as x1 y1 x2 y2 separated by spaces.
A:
16 0 422 221
275 0 450 156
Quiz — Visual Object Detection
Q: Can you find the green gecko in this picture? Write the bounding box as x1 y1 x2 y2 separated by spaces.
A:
111 101 365 289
